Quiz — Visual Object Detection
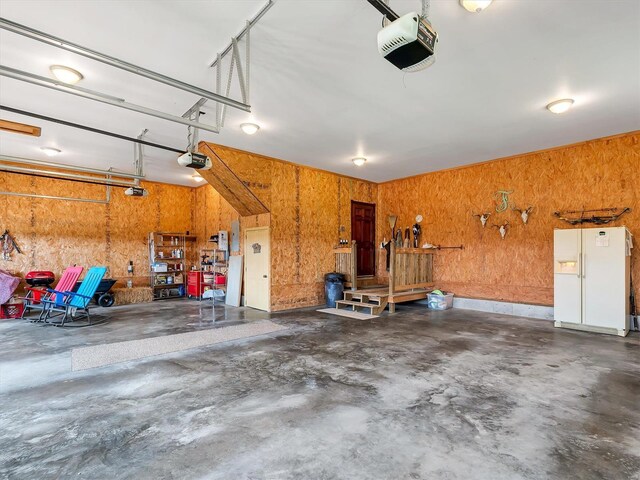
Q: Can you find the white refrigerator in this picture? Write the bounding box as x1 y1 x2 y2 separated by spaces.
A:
554 226 633 336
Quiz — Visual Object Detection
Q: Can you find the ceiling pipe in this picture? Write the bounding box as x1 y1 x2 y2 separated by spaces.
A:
0 105 185 154
0 16 250 113
0 65 221 133
0 155 144 180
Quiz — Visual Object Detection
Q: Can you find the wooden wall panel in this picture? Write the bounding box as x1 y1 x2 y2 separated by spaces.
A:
0 172 193 289
377 132 640 306
4 132 634 313
198 143 378 311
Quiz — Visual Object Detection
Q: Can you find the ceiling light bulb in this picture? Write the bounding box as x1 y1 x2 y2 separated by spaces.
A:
240 123 260 135
40 147 61 156
546 98 575 114
49 65 84 84
352 157 367 167
192 173 204 182
459 0 493 13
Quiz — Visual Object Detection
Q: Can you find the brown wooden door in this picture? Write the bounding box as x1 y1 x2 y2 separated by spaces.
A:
351 201 376 277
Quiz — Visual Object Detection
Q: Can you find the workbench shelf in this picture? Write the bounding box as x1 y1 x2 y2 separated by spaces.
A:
148 232 195 301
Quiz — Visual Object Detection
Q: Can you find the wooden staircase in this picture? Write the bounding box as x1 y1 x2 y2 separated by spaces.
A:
335 290 389 315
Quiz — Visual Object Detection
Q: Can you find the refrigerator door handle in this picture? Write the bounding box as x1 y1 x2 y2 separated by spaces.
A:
582 253 586 278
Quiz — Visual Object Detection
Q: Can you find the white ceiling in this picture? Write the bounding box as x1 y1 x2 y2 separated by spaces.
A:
0 0 639 186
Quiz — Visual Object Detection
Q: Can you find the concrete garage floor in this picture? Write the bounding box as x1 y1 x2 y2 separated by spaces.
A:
1 301 639 480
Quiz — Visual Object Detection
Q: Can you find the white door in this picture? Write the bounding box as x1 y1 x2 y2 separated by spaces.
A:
554 229 582 325
244 227 270 311
582 227 626 329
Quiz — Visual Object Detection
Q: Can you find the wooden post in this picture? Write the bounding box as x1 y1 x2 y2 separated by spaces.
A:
350 240 357 291
389 241 396 313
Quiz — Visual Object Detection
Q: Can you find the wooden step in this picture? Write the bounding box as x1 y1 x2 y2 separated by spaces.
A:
336 300 381 309
344 291 387 303
336 298 388 315
343 294 382 305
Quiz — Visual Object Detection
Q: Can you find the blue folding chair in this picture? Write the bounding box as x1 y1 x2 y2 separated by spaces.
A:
41 266 108 327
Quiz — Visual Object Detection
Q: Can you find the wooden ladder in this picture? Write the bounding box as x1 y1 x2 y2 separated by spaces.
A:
335 291 389 315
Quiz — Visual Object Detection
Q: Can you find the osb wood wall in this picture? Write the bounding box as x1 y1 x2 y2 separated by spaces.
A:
0 172 193 289
377 132 640 306
191 182 270 263
198 143 377 311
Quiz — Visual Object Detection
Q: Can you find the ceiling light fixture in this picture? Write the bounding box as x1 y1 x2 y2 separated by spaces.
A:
192 172 204 183
352 157 367 167
49 65 84 84
40 147 61 157
546 98 575 114
240 123 260 135
459 0 493 13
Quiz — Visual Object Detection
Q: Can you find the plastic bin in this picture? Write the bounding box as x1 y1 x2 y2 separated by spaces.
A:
324 272 345 308
1 301 24 319
427 293 454 310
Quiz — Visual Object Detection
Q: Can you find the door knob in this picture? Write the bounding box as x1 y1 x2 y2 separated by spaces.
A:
263 275 268 278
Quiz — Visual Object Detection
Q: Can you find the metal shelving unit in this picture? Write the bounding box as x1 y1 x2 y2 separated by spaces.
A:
188 248 227 300
148 232 194 300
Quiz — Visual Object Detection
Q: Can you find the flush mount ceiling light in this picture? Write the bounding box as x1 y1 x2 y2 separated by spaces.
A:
459 0 493 13
40 147 61 156
49 65 84 84
192 172 204 183
240 123 260 135
546 98 575 114
352 157 367 167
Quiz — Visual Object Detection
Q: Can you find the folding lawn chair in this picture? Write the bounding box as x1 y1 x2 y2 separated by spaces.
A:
41 266 107 327
21 266 83 321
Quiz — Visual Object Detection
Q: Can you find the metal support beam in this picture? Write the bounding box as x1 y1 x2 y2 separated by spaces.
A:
0 190 111 204
133 129 148 184
216 53 222 129
232 38 247 104
220 51 236 128
181 98 208 119
0 16 250 112
0 65 221 133
0 163 137 187
209 0 275 67
0 105 185 154
0 154 143 180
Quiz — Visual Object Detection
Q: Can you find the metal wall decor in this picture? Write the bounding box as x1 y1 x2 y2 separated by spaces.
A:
0 229 22 260
553 208 631 225
494 190 514 213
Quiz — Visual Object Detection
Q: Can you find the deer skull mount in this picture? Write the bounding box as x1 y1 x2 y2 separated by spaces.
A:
473 213 492 228
493 222 509 240
514 206 534 225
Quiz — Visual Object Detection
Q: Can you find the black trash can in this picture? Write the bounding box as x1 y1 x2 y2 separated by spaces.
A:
324 272 345 308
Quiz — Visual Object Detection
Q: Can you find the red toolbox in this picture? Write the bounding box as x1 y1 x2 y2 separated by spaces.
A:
187 271 207 298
